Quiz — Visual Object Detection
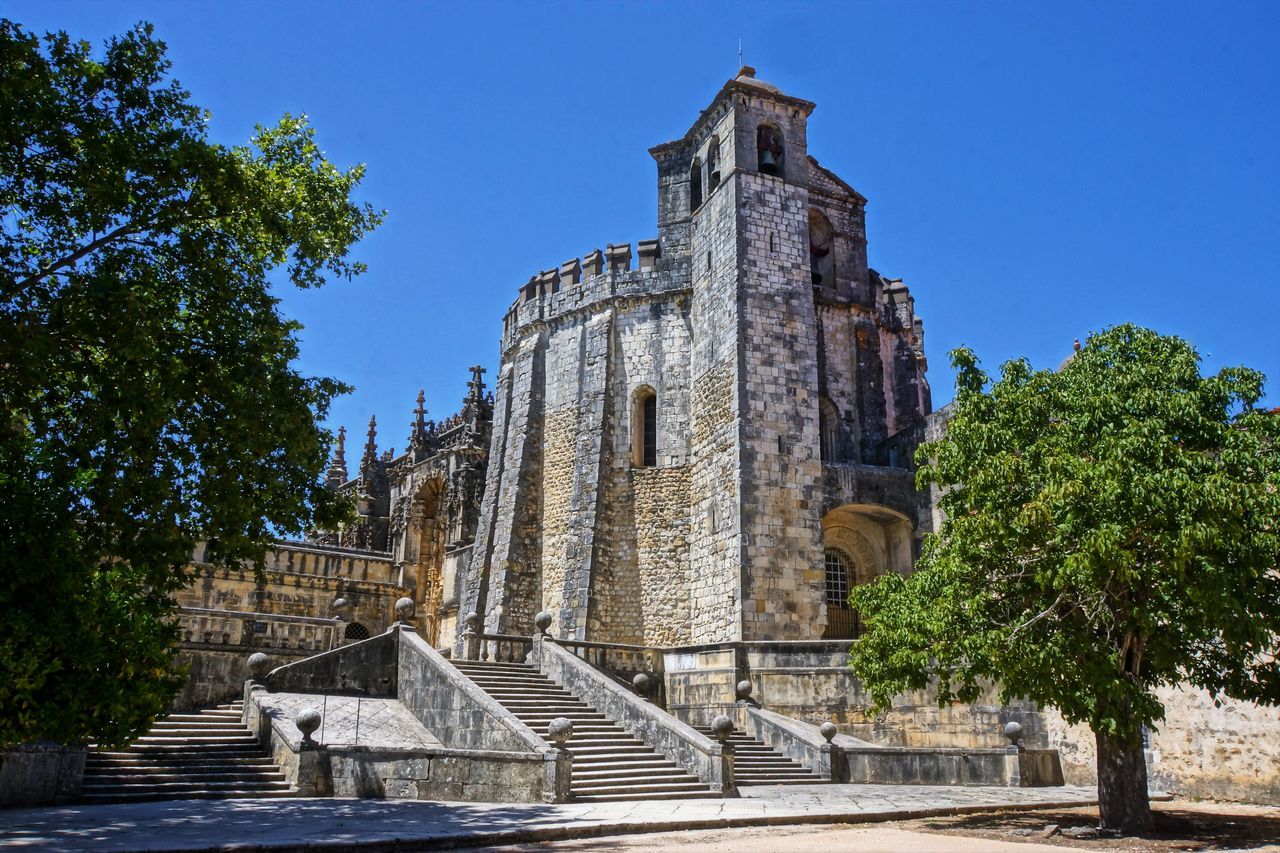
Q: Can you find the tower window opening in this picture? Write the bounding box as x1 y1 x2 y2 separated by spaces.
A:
809 208 834 287
345 622 370 641
706 136 721 190
819 396 839 462
689 157 703 211
632 387 658 468
757 124 784 176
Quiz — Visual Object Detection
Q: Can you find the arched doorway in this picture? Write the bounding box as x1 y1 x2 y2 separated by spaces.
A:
820 504 913 639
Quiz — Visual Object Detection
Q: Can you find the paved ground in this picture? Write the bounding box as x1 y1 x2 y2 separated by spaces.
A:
0 783 1101 852
481 824 1060 852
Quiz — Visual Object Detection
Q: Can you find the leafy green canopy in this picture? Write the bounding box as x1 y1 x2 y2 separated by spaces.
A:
850 325 1280 738
0 21 382 747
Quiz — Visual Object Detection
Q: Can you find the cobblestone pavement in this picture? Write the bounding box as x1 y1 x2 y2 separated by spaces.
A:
0 784 1103 852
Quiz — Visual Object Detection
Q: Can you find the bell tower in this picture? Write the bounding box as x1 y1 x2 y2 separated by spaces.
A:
674 67 827 641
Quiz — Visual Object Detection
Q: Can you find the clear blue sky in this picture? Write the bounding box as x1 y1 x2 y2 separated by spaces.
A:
10 1 1280 449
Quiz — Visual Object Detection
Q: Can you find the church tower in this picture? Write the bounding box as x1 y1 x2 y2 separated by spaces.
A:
463 68 930 647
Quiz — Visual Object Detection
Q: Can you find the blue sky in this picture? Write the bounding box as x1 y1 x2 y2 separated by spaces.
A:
10 1 1280 449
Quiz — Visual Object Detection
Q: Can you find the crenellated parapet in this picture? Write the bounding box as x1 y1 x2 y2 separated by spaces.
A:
500 236 691 352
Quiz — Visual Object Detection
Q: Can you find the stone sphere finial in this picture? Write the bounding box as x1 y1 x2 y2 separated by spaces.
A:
632 672 652 697
534 610 553 635
820 721 838 743
735 679 754 701
547 717 574 748
710 715 734 744
247 652 272 680
1004 720 1024 747
331 597 350 612
395 596 415 621
296 708 322 745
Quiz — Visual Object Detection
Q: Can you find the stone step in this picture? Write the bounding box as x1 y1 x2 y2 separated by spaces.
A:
572 790 716 803
131 733 259 743
572 779 710 796
83 770 287 784
518 713 609 723
162 713 242 722
736 777 824 786
146 726 252 737
81 780 293 794
563 742 655 753
87 758 279 771
573 765 687 782
91 748 268 761
452 663 537 674
79 788 297 804
570 756 677 770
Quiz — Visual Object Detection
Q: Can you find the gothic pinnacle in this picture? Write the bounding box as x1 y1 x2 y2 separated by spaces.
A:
326 425 348 490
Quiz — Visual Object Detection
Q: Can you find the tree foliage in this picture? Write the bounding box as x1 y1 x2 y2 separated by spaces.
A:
0 20 382 748
850 324 1279 831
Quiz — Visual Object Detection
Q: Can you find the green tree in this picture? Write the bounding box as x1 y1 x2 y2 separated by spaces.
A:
0 20 381 748
850 325 1280 835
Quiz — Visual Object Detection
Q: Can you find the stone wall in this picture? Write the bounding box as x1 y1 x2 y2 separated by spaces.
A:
634 465 693 646
662 641 1046 750
1044 687 1280 804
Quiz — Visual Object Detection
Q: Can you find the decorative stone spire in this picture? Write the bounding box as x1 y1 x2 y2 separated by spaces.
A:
409 389 428 447
325 426 348 490
463 365 488 423
359 415 378 481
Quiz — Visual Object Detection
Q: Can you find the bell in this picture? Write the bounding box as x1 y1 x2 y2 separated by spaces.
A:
709 165 721 188
759 150 779 175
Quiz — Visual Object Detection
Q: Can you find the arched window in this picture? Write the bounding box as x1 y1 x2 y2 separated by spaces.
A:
689 157 703 211
809 209 834 286
757 124 784 176
819 396 840 462
706 136 721 191
344 622 370 641
632 387 657 468
824 547 855 639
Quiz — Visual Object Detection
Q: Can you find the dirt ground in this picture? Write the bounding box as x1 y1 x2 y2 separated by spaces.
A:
479 800 1280 852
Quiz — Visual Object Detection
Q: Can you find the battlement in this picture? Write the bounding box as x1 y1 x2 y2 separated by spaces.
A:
501 237 688 349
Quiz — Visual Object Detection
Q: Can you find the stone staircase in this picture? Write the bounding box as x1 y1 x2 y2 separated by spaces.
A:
451 659 717 802
82 700 295 803
694 725 820 785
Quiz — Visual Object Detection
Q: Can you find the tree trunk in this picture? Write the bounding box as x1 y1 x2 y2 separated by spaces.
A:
1095 724 1153 835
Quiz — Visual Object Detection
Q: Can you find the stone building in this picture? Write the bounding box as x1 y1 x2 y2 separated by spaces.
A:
463 67 929 649
169 370 492 707
161 67 1276 806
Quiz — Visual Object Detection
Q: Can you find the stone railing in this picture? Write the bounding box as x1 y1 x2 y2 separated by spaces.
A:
553 637 667 707
179 606 341 654
532 635 734 795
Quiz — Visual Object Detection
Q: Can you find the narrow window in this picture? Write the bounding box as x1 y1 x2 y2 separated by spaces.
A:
819 396 839 462
706 136 721 191
757 124 784 176
643 394 657 467
632 387 658 467
689 157 703 211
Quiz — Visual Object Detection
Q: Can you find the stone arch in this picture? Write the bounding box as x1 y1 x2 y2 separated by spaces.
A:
821 504 913 638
